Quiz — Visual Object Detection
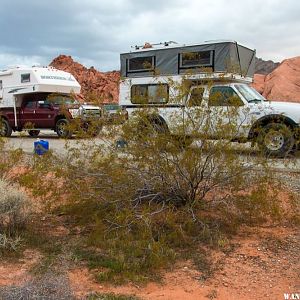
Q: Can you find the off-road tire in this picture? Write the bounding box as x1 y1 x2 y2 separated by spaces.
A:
257 123 295 158
56 119 72 138
28 130 40 137
0 119 12 137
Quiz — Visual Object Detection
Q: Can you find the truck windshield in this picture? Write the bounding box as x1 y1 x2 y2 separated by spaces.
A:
234 84 266 103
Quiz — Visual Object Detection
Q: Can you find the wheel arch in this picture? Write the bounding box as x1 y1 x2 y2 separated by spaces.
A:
146 114 169 132
54 114 68 124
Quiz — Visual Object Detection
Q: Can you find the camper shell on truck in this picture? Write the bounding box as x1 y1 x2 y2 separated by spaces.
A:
119 41 300 157
0 66 101 138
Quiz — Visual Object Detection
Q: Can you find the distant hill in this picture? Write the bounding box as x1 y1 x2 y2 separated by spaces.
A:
255 57 280 75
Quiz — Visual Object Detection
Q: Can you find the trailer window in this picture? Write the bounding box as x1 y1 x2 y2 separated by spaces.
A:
180 50 213 69
21 73 30 83
131 84 169 104
0 80 2 90
128 56 155 72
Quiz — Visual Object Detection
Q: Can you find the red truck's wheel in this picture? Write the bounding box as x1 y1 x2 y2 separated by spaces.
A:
28 130 40 137
0 119 12 137
56 119 72 138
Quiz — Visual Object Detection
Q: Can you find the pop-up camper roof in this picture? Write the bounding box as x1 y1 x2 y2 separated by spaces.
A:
120 40 256 78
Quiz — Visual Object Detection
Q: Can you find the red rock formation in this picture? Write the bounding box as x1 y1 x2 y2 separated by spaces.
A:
50 55 120 104
252 56 300 103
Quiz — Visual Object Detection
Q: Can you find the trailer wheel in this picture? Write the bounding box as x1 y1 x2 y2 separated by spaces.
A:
0 119 12 137
28 130 40 137
257 123 294 158
56 119 72 138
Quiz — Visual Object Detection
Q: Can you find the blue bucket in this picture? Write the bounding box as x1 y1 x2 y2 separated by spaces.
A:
34 140 49 155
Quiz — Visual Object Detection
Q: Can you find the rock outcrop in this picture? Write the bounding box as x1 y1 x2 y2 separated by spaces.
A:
50 55 120 103
252 56 300 102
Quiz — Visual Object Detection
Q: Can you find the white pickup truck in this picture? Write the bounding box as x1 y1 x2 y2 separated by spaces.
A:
119 41 300 157
121 81 300 157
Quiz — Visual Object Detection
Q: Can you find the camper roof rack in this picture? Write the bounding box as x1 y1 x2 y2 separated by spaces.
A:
132 41 179 50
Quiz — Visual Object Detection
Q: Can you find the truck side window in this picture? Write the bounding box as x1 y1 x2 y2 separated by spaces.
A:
24 101 36 109
38 100 52 109
209 86 243 107
188 87 204 107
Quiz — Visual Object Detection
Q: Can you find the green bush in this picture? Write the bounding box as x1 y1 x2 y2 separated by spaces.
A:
0 178 30 235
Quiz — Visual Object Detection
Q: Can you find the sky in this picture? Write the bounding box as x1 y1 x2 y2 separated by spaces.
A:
0 0 299 71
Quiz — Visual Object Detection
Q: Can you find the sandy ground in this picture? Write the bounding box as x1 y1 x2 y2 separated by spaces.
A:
0 225 298 300
67 226 300 300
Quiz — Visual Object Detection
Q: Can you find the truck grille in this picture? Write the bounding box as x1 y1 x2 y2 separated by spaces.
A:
83 109 101 119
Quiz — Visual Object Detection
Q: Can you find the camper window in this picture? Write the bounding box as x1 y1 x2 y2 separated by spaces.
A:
180 50 213 69
131 84 169 104
21 73 30 83
128 56 155 72
0 80 2 89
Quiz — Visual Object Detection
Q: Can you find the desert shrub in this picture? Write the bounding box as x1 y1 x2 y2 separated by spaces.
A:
87 293 140 300
0 272 74 300
13 78 282 282
0 178 30 235
0 233 22 252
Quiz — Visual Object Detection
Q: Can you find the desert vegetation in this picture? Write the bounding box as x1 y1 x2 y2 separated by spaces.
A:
0 79 299 299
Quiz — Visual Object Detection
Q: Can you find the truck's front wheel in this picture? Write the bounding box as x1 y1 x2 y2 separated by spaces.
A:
0 119 12 137
56 119 72 138
257 123 294 157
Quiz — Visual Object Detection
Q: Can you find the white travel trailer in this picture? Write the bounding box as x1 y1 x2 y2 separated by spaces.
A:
119 41 300 157
0 66 101 137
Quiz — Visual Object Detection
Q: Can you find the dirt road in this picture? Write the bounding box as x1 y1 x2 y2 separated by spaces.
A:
3 130 300 173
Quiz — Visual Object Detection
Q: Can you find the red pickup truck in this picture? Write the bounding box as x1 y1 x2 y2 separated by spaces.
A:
0 93 101 138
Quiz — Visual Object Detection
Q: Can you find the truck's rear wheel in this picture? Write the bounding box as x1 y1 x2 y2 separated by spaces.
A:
28 130 40 137
0 119 12 137
56 119 72 138
257 123 294 158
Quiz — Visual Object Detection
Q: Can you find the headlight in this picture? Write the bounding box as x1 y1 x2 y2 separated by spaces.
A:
68 108 80 118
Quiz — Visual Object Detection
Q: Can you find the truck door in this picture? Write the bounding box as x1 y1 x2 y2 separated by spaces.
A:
21 100 38 128
184 87 207 135
207 86 245 139
34 100 56 128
